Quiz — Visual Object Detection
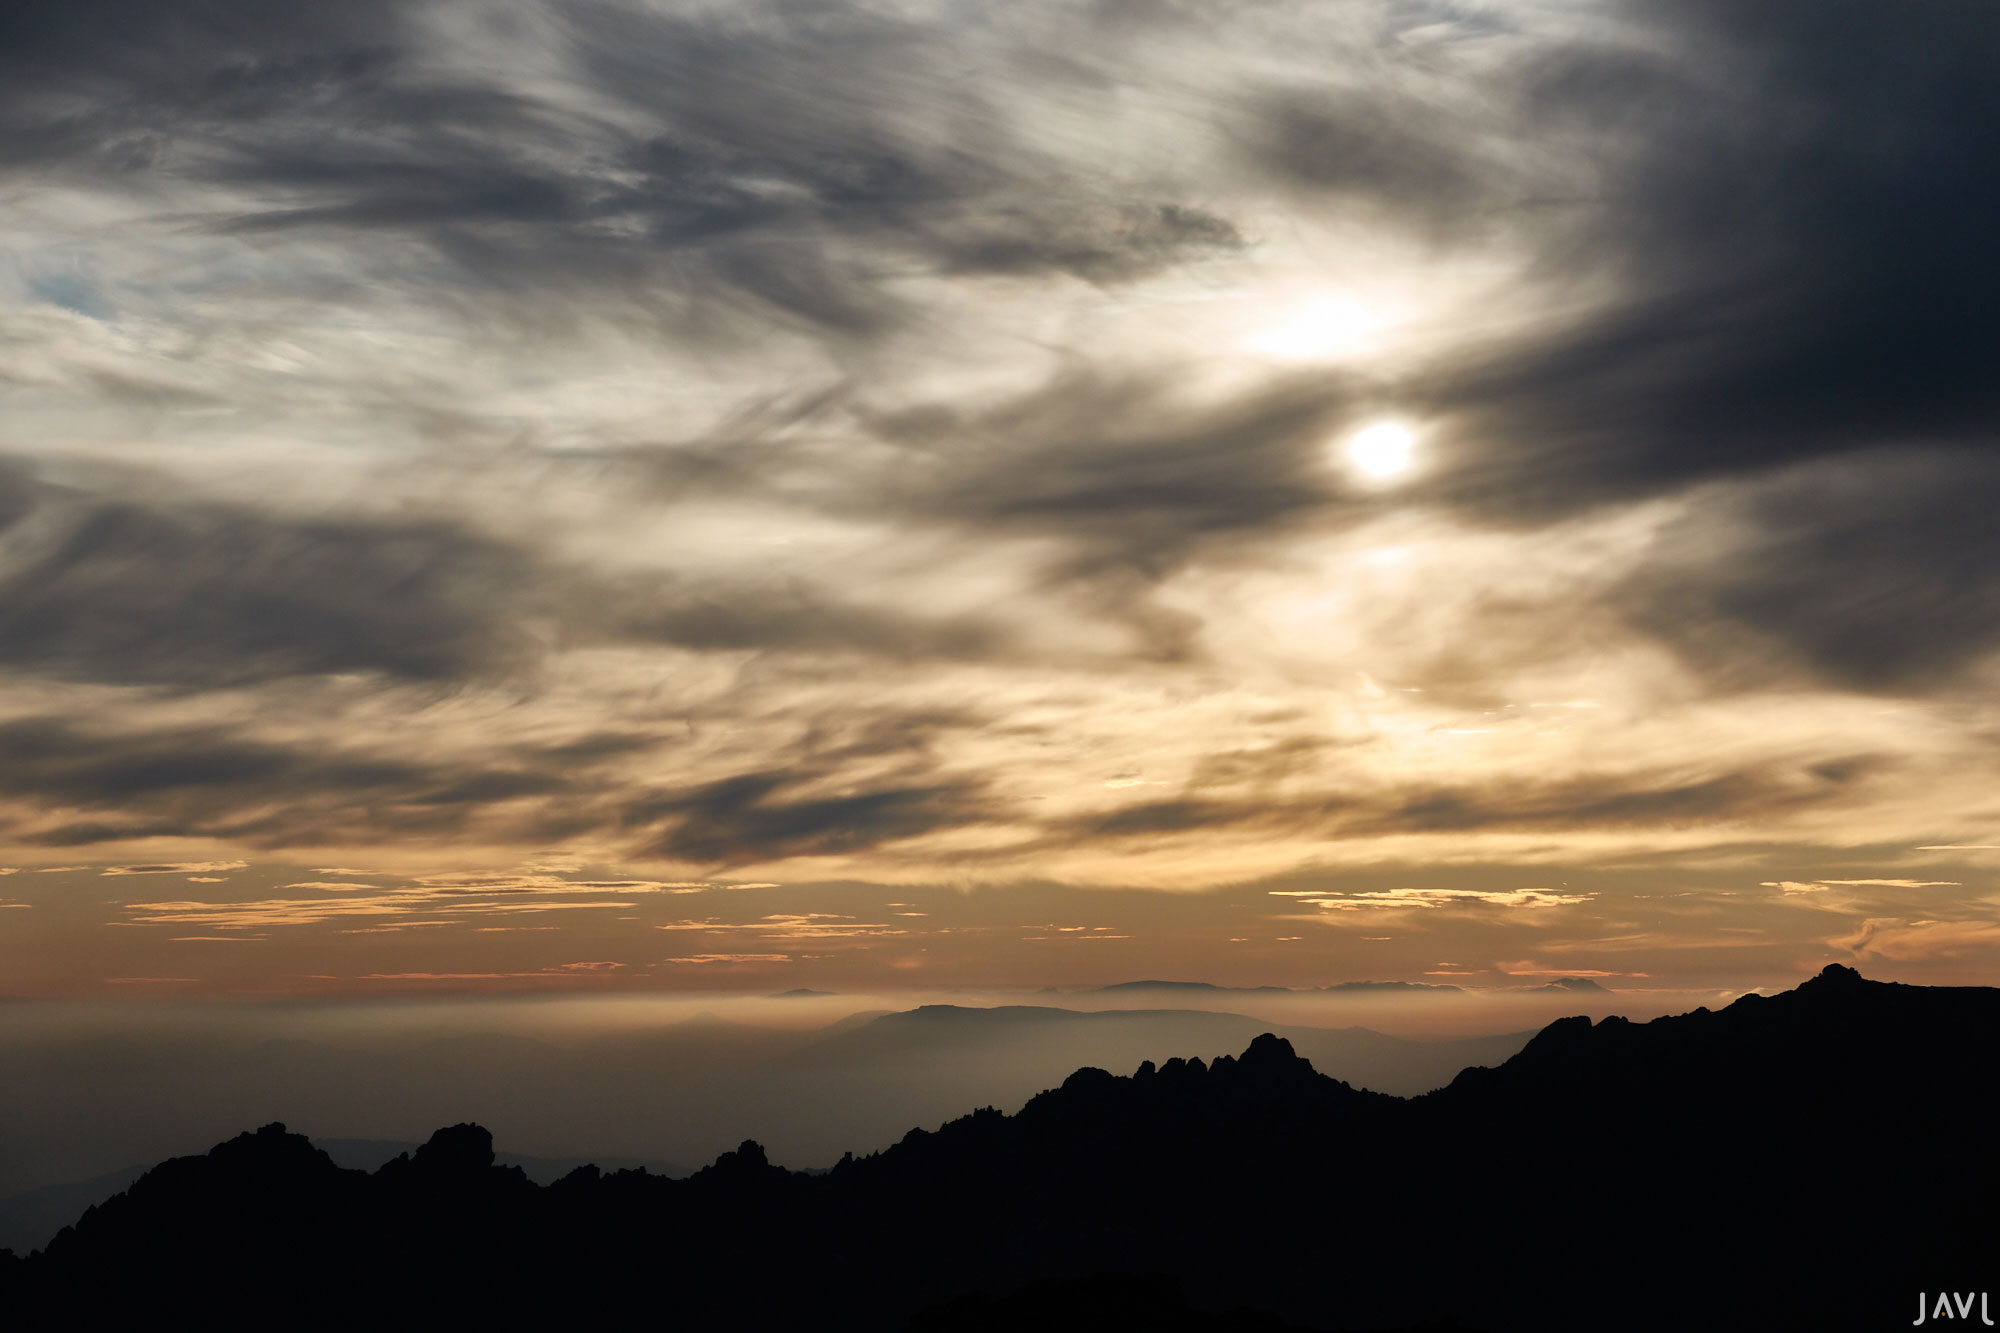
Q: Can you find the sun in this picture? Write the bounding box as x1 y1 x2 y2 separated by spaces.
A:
1344 421 1417 481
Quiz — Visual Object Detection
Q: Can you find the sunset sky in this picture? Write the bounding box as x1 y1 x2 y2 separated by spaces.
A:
4 0 1999 998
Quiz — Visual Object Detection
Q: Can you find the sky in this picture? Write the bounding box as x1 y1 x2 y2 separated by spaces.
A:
4 0 2000 999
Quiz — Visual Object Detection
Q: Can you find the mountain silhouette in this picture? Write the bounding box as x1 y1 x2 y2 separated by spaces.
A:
5 966 1992 1330
1085 979 1467 996
311 1136 689 1181
1523 975 1609 993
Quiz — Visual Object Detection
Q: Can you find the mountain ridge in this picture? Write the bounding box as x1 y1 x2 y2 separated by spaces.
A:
7 965 1993 1331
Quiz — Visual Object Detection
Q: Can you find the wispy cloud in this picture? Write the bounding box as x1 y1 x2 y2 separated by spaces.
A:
660 953 793 965
1272 888 1595 912
4 0 1999 992
653 913 905 943
1836 919 2000 963
99 861 248 877
1764 879 1960 894
358 961 628 981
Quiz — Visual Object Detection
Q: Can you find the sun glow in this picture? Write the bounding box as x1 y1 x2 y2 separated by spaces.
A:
1345 421 1417 480
1241 296 1384 362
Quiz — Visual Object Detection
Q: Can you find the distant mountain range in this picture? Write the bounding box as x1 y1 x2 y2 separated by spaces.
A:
7 966 1992 1330
1078 976 1608 996
1084 979 1468 995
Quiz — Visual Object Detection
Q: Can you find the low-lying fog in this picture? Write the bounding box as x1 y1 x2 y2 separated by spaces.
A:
0 981 1723 1235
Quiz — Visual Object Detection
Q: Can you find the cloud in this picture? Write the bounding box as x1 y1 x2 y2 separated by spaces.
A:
0 676 1017 867
1272 887 1593 912
2 0 1243 344
1836 918 2000 963
660 953 792 965
1240 82 1500 239
128 895 414 929
609 575 1016 663
110 861 787 934
0 1 410 170
1494 965 1625 978
856 369 1363 589
357 961 627 980
1764 879 1959 894
1419 0 2000 515
1 455 1214 692
0 714 584 848
1066 755 1891 847
1610 455 2000 692
125 885 641 930
0 483 544 688
99 860 248 876
652 912 905 943
628 767 995 865
3 0 1999 943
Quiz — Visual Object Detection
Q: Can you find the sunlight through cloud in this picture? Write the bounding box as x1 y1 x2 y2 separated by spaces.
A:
1343 421 1418 482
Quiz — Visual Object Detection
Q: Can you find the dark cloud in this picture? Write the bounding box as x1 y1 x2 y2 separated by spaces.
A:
801 708 990 765
3 0 1240 334
0 689 1003 860
612 579 1008 663
1420 0 2000 514
557 2 1242 286
0 0 408 170
1242 86 1497 238
0 715 586 848
861 370 1364 560
821 370 1384 661
0 458 40 530
0 459 1083 692
0 483 541 688
1068 753 1891 844
935 201 1242 284
612 704 998 865
0 716 415 807
525 732 666 764
596 367 1379 662
630 768 989 864
1616 452 2000 693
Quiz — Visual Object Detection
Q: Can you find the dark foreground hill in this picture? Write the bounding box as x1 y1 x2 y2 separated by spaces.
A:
4 966 1995 1331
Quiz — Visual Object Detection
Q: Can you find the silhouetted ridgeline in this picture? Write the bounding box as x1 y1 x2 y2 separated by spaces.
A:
4 966 1994 1330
